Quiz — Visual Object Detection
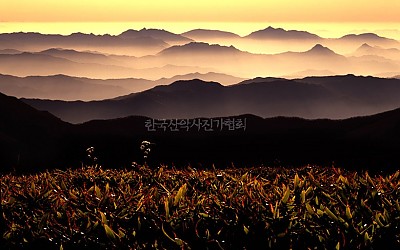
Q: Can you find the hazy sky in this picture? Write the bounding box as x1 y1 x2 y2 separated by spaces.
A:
1 0 400 23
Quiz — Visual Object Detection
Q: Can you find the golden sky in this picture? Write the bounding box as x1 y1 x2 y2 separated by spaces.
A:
1 0 400 23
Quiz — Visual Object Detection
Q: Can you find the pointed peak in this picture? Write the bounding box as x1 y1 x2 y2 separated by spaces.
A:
360 43 372 48
356 43 375 51
159 42 241 54
310 44 329 50
253 26 289 33
307 44 336 54
266 26 280 30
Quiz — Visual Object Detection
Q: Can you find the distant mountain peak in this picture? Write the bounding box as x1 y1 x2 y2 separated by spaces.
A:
140 28 169 33
311 44 327 50
360 43 373 48
172 78 216 85
158 42 242 55
237 77 286 85
181 29 240 39
70 32 95 37
340 33 393 41
265 26 285 31
151 78 223 93
346 33 381 38
355 43 376 52
245 26 320 40
307 44 335 54
119 28 192 42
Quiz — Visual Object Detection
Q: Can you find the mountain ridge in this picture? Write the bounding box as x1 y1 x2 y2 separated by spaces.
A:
245 26 321 40
181 29 241 40
119 28 193 44
21 75 400 124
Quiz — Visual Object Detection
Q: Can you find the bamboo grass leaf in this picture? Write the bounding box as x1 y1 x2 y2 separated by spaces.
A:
282 186 290 204
104 224 116 241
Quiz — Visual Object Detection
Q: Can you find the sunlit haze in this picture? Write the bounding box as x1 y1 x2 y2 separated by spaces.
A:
1 0 400 39
1 0 400 23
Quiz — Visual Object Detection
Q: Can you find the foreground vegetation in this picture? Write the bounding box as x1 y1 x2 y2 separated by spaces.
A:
0 165 399 249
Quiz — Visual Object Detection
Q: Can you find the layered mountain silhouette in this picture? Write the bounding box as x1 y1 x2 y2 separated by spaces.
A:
338 33 399 46
1 29 400 79
321 33 400 54
0 74 131 101
22 75 400 124
0 32 169 56
2 91 400 171
136 42 357 77
351 43 400 61
37 48 127 66
0 72 245 101
0 49 221 79
0 52 137 78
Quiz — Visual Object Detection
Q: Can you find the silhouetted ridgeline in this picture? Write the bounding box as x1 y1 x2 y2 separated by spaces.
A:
1 91 400 173
23 76 400 123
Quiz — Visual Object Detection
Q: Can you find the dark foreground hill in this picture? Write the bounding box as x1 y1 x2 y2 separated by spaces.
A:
0 92 72 169
2 91 400 172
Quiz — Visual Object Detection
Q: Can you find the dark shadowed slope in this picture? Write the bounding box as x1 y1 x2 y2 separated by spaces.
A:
300 74 400 106
56 105 400 171
0 92 72 171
